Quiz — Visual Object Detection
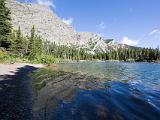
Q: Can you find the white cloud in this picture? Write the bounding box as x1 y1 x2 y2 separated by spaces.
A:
149 29 159 35
96 21 106 30
36 0 56 9
149 29 160 37
148 29 160 41
62 18 73 25
121 37 139 46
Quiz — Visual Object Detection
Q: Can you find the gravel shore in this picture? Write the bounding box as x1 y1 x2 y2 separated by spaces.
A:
0 63 43 120
0 63 44 76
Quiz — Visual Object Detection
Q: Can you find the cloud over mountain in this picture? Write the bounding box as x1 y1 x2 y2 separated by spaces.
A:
121 37 139 46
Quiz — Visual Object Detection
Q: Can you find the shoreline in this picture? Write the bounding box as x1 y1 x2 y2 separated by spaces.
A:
0 63 44 119
0 63 44 76
57 60 160 64
0 60 159 76
0 60 159 74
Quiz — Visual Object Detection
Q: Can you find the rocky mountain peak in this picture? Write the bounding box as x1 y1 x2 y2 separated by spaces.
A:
5 0 131 53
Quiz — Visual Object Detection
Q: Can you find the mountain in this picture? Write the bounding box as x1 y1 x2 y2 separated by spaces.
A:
6 0 78 45
6 0 133 53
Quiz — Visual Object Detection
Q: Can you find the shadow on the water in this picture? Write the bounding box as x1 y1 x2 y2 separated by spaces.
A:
0 65 38 120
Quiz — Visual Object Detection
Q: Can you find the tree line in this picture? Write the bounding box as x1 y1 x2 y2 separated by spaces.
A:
4 25 160 63
94 48 160 62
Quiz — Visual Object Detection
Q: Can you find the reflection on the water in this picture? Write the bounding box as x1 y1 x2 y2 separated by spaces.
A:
30 62 160 120
31 68 110 120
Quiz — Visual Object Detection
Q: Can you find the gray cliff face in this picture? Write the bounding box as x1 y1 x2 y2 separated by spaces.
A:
77 32 109 53
6 0 78 45
6 0 131 53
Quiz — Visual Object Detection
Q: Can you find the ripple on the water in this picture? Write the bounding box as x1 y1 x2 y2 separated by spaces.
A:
30 62 160 120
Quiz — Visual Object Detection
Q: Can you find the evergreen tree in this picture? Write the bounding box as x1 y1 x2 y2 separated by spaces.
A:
34 36 43 55
0 0 12 48
11 27 29 57
27 26 43 59
28 26 36 59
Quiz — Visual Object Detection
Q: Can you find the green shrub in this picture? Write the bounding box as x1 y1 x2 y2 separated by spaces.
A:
0 51 13 63
0 50 31 63
32 54 62 64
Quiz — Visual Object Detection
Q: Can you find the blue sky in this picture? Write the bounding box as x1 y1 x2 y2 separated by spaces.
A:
18 0 160 48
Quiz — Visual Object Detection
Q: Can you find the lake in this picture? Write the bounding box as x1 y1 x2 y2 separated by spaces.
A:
31 62 160 120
